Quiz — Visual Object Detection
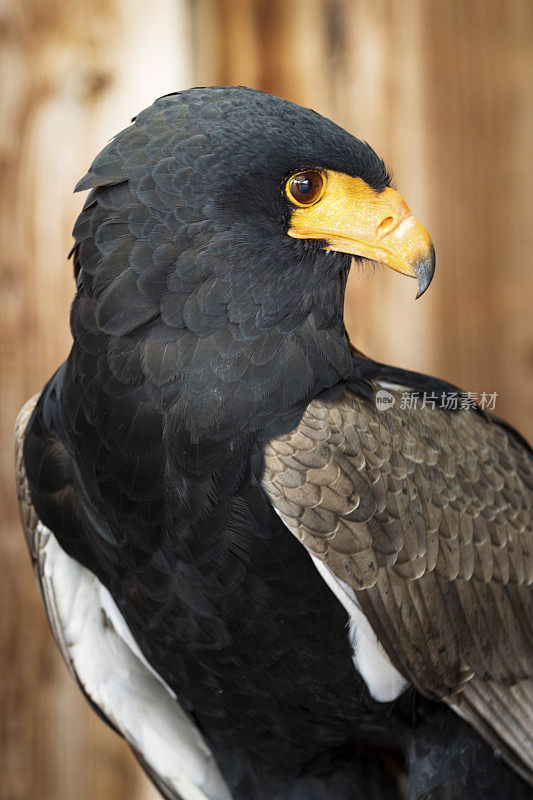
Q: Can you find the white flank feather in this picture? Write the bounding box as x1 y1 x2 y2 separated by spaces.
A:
37 523 231 800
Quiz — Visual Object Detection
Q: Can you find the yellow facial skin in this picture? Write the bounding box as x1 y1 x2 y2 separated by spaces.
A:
286 170 435 297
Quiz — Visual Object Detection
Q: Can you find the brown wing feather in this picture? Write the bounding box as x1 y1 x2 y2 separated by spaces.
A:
15 397 43 568
262 387 533 779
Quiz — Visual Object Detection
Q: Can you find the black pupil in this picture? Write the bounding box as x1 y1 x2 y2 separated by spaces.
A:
297 178 313 194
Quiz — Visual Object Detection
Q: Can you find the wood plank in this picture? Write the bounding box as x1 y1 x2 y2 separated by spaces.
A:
1 1 191 798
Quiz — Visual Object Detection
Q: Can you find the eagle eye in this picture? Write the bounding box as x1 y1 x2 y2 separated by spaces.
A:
286 171 325 207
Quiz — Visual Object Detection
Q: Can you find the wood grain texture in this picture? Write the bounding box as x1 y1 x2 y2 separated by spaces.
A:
1 1 191 798
2 1 532 798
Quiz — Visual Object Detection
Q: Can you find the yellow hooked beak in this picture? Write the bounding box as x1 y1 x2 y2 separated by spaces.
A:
287 171 435 298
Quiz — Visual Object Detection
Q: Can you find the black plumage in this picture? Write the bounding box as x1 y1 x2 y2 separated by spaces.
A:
20 87 532 800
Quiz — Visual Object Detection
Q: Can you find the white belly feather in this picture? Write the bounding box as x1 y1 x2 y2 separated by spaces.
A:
310 555 409 703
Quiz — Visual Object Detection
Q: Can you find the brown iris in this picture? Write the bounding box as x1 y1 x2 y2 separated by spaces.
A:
286 171 325 206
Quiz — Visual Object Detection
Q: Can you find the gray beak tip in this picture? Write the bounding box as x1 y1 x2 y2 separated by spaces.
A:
415 244 436 299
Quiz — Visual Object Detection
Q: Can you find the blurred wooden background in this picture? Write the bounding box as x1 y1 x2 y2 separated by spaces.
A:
1 1 532 798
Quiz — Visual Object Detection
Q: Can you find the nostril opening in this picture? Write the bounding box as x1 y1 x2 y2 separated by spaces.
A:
377 216 395 238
